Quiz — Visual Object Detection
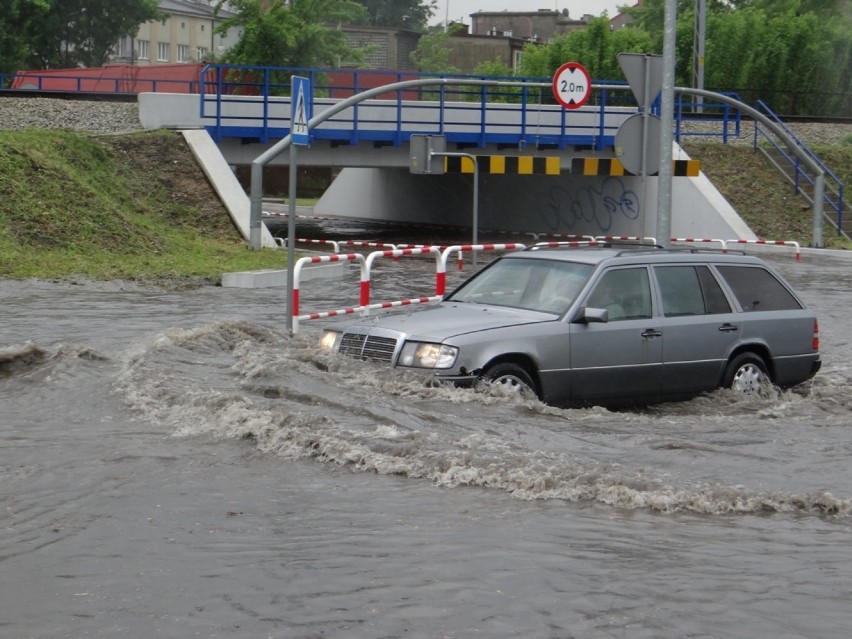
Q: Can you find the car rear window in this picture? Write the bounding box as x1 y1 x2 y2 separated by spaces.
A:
715 265 803 312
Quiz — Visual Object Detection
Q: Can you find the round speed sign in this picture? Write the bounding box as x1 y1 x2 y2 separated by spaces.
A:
552 62 592 110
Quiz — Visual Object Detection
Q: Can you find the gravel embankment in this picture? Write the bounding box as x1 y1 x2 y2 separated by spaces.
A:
0 95 847 146
0 96 144 134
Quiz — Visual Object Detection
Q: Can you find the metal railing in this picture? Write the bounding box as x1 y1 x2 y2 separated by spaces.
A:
753 100 845 236
197 64 632 149
672 92 743 143
1 69 210 94
4 64 755 149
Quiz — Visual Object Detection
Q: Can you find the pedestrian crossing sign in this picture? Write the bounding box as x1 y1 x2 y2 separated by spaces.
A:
291 76 311 146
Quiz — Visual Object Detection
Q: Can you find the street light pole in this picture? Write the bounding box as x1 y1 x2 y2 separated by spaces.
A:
657 0 677 249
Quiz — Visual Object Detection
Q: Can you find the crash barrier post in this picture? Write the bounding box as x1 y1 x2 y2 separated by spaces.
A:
724 239 801 261
292 253 367 333
438 244 527 295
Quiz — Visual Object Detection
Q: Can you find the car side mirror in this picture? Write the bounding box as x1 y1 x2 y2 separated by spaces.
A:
574 306 608 324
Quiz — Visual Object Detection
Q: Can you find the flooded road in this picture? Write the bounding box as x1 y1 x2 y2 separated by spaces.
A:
3 248 852 638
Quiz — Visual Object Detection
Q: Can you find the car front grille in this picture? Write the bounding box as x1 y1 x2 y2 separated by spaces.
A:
339 333 398 364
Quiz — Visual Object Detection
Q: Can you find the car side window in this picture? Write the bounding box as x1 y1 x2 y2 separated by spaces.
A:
586 267 652 321
715 265 804 312
655 265 732 316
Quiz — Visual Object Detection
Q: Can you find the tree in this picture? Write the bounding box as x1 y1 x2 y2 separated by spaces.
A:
0 0 47 73
29 0 161 69
704 5 851 114
409 25 461 73
353 0 436 31
516 1 850 116
517 16 653 82
214 0 368 68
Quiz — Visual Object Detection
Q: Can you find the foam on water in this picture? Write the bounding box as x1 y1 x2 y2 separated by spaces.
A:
115 319 852 518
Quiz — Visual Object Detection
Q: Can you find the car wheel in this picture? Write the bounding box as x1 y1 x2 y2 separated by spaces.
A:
723 352 770 396
483 362 539 399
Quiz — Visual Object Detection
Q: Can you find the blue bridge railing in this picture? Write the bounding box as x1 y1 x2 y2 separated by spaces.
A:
2 63 755 153
197 64 641 150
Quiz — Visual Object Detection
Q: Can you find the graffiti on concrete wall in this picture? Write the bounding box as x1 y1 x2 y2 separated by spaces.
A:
533 177 641 233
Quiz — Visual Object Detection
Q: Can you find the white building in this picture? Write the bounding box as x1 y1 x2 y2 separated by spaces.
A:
113 0 240 66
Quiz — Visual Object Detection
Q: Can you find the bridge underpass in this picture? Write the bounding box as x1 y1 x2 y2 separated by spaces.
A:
137 71 756 244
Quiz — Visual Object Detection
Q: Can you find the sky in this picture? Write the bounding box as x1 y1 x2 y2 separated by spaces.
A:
430 1 630 28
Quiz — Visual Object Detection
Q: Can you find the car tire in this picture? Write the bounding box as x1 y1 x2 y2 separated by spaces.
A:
483 362 539 399
723 352 770 396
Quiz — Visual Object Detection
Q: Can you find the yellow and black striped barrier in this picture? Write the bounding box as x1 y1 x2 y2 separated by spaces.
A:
440 155 700 177
570 157 701 177
444 155 561 175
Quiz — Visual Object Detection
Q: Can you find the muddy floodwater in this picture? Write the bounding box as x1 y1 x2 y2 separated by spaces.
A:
3 248 852 639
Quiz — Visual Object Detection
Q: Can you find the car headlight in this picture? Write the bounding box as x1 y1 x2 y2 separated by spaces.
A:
398 341 458 369
319 330 342 350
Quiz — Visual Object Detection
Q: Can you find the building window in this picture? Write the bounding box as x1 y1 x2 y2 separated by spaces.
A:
196 47 208 60
137 39 149 60
115 35 133 59
177 44 190 62
157 42 169 62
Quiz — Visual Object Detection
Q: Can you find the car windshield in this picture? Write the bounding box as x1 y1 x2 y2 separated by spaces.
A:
446 257 594 314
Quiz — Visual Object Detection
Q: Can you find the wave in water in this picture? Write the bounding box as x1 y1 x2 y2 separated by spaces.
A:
0 341 108 379
115 320 851 518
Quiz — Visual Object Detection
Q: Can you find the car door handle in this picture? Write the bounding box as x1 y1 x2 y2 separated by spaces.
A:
718 323 739 333
641 329 662 339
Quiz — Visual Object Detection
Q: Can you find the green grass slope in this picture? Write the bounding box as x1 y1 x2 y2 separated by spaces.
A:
0 129 285 284
682 142 851 247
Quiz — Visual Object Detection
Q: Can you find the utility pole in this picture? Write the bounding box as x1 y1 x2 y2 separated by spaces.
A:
657 0 677 248
692 0 706 112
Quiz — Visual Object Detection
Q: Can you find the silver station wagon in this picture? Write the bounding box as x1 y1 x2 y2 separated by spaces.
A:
320 246 821 407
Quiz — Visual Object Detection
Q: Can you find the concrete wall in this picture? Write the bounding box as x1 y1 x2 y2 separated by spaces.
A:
314 166 756 241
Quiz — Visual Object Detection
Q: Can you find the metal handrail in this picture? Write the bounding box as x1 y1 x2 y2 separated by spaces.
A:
753 100 845 236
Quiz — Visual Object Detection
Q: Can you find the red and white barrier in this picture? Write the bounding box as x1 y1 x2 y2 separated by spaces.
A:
292 253 367 326
532 240 603 249
670 237 728 251
282 237 341 252
724 239 801 260
596 235 658 244
529 233 596 242
364 247 442 306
